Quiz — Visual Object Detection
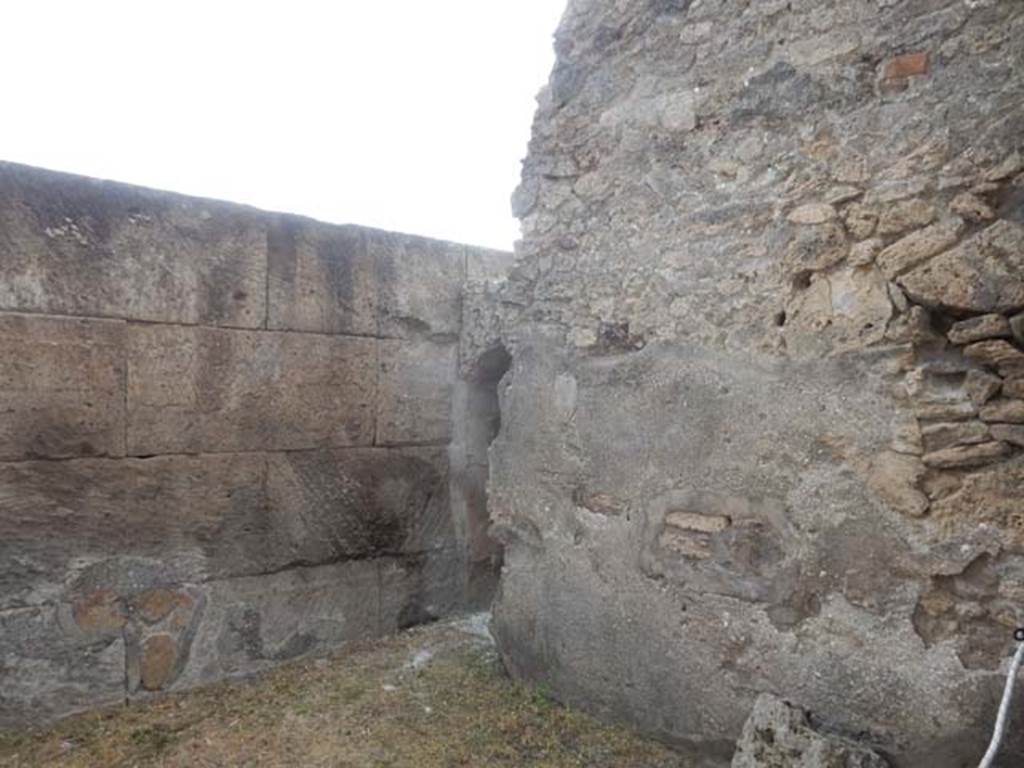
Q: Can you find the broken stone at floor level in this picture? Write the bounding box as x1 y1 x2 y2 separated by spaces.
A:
731 693 889 768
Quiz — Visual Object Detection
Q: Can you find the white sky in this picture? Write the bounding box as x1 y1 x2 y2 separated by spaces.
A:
1 2 564 251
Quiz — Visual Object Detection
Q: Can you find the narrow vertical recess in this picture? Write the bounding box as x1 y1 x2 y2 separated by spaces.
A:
460 344 512 607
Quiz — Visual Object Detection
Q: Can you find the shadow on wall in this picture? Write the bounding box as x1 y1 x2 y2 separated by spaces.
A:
458 344 513 609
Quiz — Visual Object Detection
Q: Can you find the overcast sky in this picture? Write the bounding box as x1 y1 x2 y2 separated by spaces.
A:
1 2 564 250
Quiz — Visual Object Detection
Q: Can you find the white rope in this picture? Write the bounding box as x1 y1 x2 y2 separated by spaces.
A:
978 635 1024 768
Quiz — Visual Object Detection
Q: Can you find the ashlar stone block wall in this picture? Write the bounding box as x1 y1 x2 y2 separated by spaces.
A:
0 161 512 726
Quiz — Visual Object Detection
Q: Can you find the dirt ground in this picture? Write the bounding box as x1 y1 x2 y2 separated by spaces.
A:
0 614 693 768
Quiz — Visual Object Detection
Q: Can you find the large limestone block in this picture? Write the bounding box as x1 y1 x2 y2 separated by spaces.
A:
268 220 480 339
266 218 378 335
0 445 463 720
377 339 457 445
162 553 470 694
0 313 126 460
175 560 382 687
0 162 266 327
368 230 465 339
265 447 454 562
0 448 454 612
126 324 376 454
0 454 268 607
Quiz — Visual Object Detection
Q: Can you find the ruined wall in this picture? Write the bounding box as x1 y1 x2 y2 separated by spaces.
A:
0 161 511 726
490 1 1024 765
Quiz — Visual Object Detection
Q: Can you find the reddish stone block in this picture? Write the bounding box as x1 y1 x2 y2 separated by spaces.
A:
884 52 929 80
140 633 178 691
71 588 125 637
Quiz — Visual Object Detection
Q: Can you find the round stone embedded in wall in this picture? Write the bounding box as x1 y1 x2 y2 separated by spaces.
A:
71 588 126 638
140 634 179 691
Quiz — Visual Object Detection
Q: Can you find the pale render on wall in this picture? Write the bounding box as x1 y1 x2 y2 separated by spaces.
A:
488 1 1024 765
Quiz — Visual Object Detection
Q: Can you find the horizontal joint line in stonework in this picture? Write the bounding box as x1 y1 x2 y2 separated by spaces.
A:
0 549 459 615
373 440 452 449
0 308 450 343
234 547 457 581
0 442 453 465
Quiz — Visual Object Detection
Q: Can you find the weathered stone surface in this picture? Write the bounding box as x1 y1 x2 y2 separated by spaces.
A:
876 218 964 279
1004 376 1024 399
910 553 1024 671
0 453 265 608
844 204 878 240
930 456 1024 551
0 448 453 611
900 221 1024 313
126 325 376 454
267 218 501 338
783 222 849 274
962 339 1024 369
882 52 928 81
964 369 1002 406
377 339 457 445
889 418 923 455
991 424 1024 448
997 362 1024 379
0 604 126 728
0 447 466 715
0 313 125 461
71 587 126 638
866 451 928 518
492 1 1024 765
380 549 469 630
0 162 509 726
0 161 267 327
920 421 990 453
140 633 179 691
265 447 454 560
128 585 202 695
784 266 893 354
947 314 1011 345
921 441 1011 469
267 219 377 335
903 366 970 404
787 203 835 225
136 587 193 625
731 693 889 767
368 230 465 339
175 560 383 687
491 341 972 761
1010 313 1024 344
985 152 1023 182
913 401 977 422
979 398 1024 424
950 192 996 223
466 246 515 283
876 199 935 236
849 238 883 267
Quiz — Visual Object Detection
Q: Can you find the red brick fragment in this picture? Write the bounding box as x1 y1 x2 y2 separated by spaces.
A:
884 52 929 80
